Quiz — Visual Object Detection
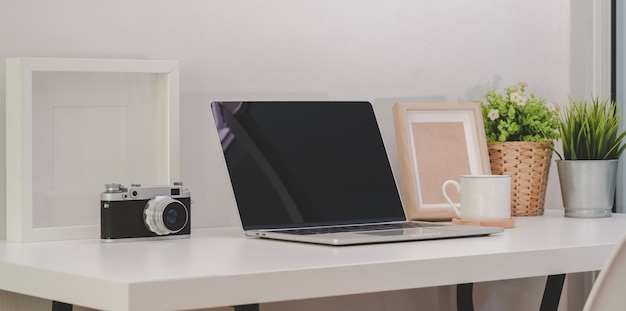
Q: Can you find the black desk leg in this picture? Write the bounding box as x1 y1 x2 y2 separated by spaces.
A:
234 304 260 311
457 275 565 311
52 301 73 311
540 274 566 311
457 283 474 311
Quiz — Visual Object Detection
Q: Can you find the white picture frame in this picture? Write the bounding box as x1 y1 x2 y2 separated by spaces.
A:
5 58 180 242
392 102 490 221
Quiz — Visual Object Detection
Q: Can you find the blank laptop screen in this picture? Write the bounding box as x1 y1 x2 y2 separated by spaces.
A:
211 101 406 230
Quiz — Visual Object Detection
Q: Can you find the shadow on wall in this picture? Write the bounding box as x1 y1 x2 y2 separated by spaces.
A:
458 75 503 103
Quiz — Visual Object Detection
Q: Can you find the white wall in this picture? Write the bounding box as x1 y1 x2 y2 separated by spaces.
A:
0 0 572 234
0 0 576 310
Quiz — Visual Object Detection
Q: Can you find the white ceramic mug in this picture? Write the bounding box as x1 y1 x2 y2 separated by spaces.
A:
441 175 511 220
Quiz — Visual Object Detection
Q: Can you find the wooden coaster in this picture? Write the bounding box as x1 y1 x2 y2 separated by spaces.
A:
451 217 516 229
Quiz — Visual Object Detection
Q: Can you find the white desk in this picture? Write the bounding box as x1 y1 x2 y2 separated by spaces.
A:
1 210 625 311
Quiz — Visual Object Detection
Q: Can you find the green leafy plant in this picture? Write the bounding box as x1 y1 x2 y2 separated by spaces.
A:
556 96 626 160
479 82 559 143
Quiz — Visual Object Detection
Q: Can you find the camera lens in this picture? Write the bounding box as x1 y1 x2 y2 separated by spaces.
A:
166 209 178 225
144 196 189 235
162 203 187 231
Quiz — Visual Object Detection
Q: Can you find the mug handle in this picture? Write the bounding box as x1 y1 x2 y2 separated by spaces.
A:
442 180 462 217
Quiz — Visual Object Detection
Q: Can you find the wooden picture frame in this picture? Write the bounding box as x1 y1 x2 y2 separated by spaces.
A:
392 103 491 221
5 57 180 242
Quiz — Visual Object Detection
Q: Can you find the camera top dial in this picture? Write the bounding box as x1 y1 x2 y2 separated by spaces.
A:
105 183 126 193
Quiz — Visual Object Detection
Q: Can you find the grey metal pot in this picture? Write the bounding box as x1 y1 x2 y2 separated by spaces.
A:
556 159 618 218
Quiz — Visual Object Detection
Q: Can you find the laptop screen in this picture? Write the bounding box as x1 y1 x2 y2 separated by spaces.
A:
211 101 406 230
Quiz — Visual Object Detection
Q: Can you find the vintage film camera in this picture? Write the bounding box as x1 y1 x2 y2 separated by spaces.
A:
101 183 191 241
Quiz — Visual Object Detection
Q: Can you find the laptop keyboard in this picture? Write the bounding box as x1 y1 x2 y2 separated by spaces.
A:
274 222 442 235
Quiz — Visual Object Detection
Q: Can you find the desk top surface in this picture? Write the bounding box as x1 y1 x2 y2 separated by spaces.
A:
1 210 625 311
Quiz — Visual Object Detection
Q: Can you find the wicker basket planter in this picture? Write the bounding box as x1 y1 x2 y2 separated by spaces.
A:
487 141 553 216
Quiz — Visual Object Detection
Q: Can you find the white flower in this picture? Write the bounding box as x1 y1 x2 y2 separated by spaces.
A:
488 109 499 121
510 92 521 102
546 102 559 112
510 92 527 107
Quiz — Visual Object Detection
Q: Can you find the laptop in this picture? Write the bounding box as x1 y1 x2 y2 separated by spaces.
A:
210 101 503 245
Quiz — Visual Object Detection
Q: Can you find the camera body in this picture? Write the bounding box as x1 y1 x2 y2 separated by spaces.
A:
101 183 191 242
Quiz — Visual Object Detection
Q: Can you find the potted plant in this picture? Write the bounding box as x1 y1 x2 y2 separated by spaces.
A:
555 96 626 218
479 82 559 216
